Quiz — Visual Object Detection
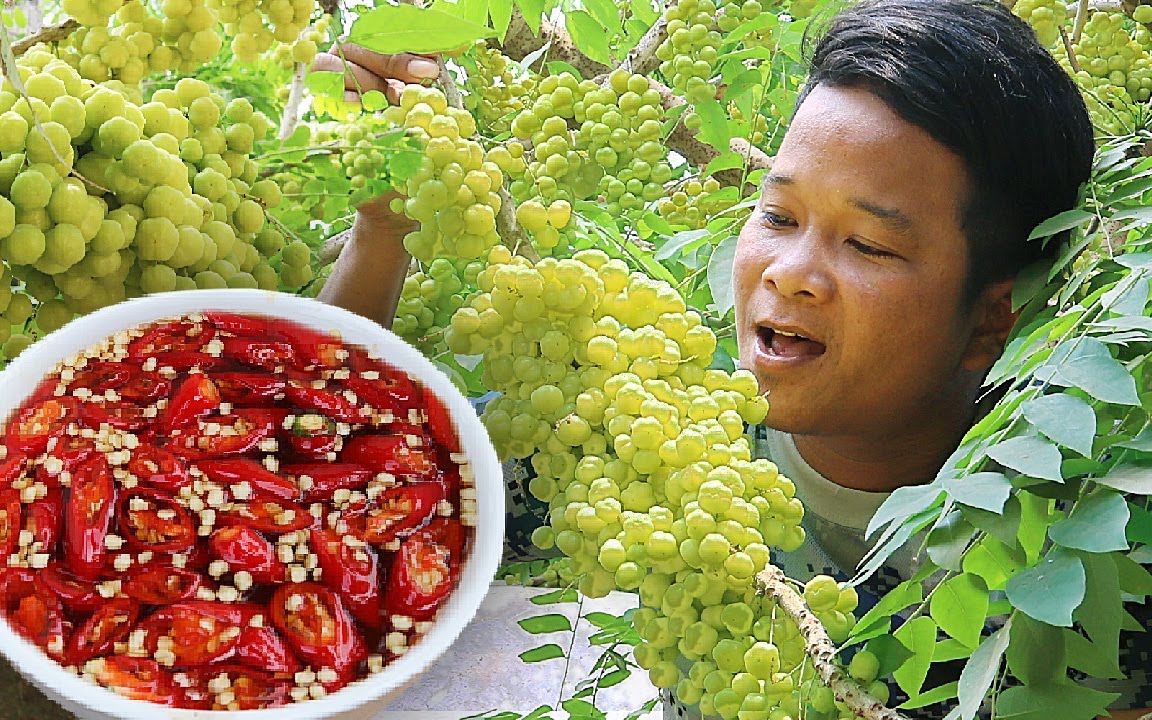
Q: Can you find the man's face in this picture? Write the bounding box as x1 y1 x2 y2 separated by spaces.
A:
733 84 987 438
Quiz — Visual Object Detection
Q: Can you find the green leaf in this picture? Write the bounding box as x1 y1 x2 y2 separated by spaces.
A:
705 151 745 177
517 613 573 634
583 611 622 629
944 472 1013 513
1096 464 1152 494
1063 628 1124 678
986 435 1064 482
724 68 764 102
963 536 1026 591
694 99 731 154
1021 393 1097 457
850 581 923 643
707 234 739 317
519 643 566 663
994 683 1119 720
1027 208 1094 240
1005 548 1085 627
955 619 1012 720
963 496 1021 549
900 681 958 710
1005 613 1066 685
1033 337 1140 406
567 11 611 65
1127 503 1152 545
349 5 495 53
562 698 606 720
1075 551 1122 671
865 634 915 677
1116 552 1152 596
866 482 944 540
1016 493 1052 563
514 0 545 33
597 668 631 689
304 70 345 100
1049 490 1130 553
531 587 579 605
583 0 621 33
490 0 513 40
892 616 937 698
929 573 989 649
933 638 974 662
927 511 976 571
655 229 709 261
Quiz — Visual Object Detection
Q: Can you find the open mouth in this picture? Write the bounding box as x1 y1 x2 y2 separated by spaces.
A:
757 325 826 360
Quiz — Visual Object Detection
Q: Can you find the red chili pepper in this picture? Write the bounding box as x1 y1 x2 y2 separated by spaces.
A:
282 413 340 461
281 463 373 503
204 312 271 337
161 374 221 433
118 489 196 553
25 487 64 557
194 458 299 502
122 565 203 605
208 526 285 584
383 518 465 621
269 582 367 674
0 453 28 487
210 372 287 405
222 337 297 371
216 500 314 534
284 384 363 424
69 362 132 392
151 351 224 373
117 372 172 403
64 457 116 580
139 601 261 668
65 597 140 665
38 436 96 488
5 397 77 456
341 435 436 480
0 490 21 560
347 351 419 411
347 482 443 546
235 625 301 674
180 665 293 710
91 656 180 706
310 527 382 629
127 446 192 493
0 568 68 661
40 564 104 613
127 319 215 359
78 400 151 431
276 322 344 370
423 386 462 453
167 408 286 459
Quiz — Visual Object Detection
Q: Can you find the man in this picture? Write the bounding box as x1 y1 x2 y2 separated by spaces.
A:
315 1 1149 717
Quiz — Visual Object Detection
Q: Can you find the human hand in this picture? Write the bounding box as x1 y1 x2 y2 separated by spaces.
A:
311 43 441 105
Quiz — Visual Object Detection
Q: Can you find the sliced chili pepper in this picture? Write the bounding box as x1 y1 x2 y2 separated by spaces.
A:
194 458 298 502
221 337 297 371
204 312 271 337
423 385 462 453
282 463 373 503
78 400 151 431
166 408 286 459
38 436 96 488
160 374 220 433
0 569 67 660
208 526 285 584
347 482 443 547
310 527 382 629
40 564 104 613
341 434 436 480
283 413 340 461
118 489 195 553
209 372 287 405
383 518 464 621
4 397 77 456
235 625 301 674
65 597 140 665
0 489 20 560
285 384 363 424
127 318 215 359
347 351 420 411
91 656 180 706
139 601 260 668
63 457 116 580
152 351 224 373
122 565 203 605
269 582 367 674
68 362 131 392
0 454 28 489
127 445 191 493
216 500 313 534
25 486 64 557
181 665 292 710
276 322 345 370
117 372 172 403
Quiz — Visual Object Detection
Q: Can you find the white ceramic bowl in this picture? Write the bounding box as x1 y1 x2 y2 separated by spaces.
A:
0 289 505 720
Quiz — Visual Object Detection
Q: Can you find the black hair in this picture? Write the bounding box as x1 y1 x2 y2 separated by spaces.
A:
798 0 1094 301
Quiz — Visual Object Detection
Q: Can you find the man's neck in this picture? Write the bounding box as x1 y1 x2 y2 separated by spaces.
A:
791 408 975 493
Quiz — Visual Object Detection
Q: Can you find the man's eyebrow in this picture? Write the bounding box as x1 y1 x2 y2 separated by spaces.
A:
851 198 914 234
762 173 794 189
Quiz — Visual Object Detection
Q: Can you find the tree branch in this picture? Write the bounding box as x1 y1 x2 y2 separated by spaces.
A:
620 14 668 77
11 17 77 55
755 566 912 720
498 10 611 78
279 62 308 141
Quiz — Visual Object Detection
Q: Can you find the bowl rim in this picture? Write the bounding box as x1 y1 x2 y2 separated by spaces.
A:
0 289 505 720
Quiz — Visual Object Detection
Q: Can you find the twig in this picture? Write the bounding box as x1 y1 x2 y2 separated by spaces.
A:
11 17 76 55
1060 26 1081 74
1072 0 1091 43
279 62 308 141
319 228 351 265
755 566 912 720
619 12 668 77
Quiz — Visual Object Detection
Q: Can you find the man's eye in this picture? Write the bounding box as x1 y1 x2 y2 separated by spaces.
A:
848 238 896 258
761 211 795 228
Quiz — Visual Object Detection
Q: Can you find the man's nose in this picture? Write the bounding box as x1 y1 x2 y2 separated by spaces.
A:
760 230 834 302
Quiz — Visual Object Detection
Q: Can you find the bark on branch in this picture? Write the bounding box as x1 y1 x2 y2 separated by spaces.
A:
755 566 912 720
11 17 77 55
498 11 611 78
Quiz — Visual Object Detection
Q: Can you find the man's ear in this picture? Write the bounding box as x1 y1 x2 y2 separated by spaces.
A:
961 279 1019 372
